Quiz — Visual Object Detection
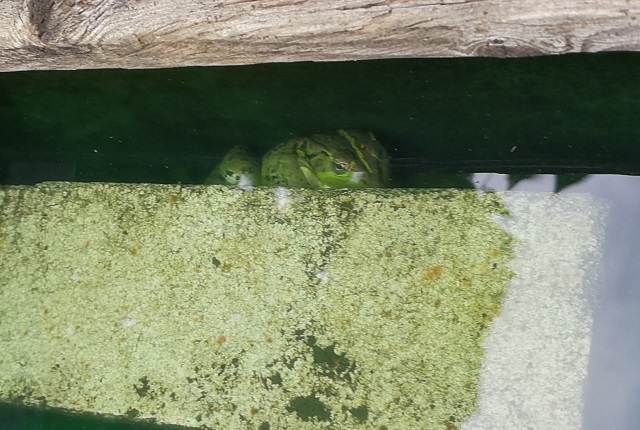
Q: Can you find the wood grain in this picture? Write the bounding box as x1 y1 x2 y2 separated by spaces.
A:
1 0 640 71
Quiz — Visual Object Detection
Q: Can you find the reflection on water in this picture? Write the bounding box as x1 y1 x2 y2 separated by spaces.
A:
474 173 640 430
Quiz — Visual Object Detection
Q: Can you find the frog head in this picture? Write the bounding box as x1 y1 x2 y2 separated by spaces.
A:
294 130 390 188
205 145 260 187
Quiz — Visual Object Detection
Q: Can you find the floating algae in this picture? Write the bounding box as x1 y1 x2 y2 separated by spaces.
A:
0 183 514 429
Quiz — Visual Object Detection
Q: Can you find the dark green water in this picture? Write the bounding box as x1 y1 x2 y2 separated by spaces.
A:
0 404 191 430
1 53 640 188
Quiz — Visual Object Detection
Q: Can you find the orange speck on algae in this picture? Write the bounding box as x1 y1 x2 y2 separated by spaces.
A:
167 194 183 205
423 266 444 282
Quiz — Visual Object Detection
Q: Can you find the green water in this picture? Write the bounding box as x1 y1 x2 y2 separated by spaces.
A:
1 53 640 188
0 404 192 430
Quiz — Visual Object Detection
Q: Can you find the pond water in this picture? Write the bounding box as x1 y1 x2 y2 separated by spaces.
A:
0 54 639 429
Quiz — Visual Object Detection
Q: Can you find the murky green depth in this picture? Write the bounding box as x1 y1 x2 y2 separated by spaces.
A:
1 53 640 186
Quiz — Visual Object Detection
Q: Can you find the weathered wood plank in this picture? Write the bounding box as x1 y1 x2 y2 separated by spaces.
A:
1 0 640 71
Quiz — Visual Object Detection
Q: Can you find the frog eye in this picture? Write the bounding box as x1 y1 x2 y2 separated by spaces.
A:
332 162 347 175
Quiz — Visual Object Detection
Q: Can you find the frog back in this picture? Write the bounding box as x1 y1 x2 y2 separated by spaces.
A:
261 138 311 187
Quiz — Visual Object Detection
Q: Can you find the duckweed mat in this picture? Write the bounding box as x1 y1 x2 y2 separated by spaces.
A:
0 183 515 429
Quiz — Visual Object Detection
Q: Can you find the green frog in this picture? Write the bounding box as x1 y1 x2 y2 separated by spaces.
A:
205 130 390 188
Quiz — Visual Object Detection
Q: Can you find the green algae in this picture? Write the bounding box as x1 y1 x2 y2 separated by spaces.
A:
0 183 514 429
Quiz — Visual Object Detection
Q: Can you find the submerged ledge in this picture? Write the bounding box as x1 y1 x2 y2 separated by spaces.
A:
0 183 601 429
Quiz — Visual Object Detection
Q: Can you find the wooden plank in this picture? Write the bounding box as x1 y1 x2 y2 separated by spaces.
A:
1 0 640 71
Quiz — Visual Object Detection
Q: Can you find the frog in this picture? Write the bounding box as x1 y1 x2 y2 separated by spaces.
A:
204 145 260 187
205 130 390 189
